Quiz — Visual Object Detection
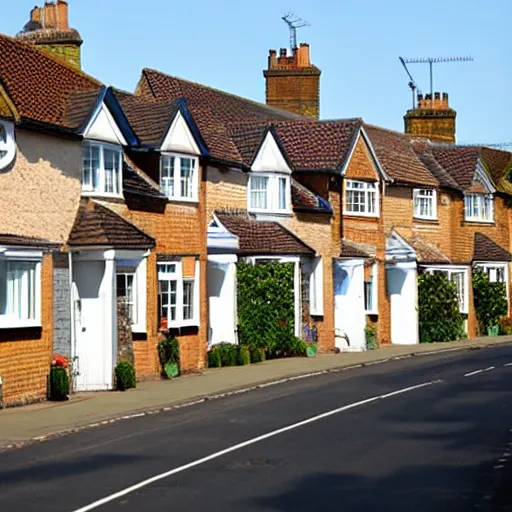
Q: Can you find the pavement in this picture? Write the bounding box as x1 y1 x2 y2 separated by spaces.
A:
0 336 511 448
0 344 512 511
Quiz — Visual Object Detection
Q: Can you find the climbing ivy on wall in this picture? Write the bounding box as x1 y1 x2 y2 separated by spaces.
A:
237 262 295 355
472 268 508 334
418 272 465 343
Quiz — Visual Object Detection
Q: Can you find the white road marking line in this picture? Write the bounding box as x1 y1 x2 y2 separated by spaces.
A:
484 366 496 372
505 363 512 367
72 381 435 512
464 369 484 377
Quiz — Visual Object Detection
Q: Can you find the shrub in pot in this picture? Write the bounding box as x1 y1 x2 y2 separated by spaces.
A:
48 366 70 401
158 335 180 378
115 361 136 391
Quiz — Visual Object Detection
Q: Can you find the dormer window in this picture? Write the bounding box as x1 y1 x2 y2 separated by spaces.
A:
0 120 16 170
248 173 291 213
160 153 198 202
464 194 494 223
81 142 123 196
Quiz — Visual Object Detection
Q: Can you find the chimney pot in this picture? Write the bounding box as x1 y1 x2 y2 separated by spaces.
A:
434 92 441 100
279 48 287 57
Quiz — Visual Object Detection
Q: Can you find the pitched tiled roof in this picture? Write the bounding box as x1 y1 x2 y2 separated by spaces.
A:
114 89 179 147
0 233 60 247
68 200 155 248
123 158 167 201
363 125 439 187
340 239 372 258
229 119 361 172
292 179 332 213
430 146 483 191
480 147 512 195
473 233 512 262
0 34 102 131
407 236 451 264
215 210 315 256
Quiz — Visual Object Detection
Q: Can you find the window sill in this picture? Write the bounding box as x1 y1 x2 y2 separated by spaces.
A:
248 209 292 216
463 219 495 225
343 211 380 219
414 216 438 224
365 310 378 316
0 321 42 330
82 191 124 200
165 197 199 205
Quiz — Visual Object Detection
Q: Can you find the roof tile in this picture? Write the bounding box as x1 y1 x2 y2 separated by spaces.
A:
473 233 511 262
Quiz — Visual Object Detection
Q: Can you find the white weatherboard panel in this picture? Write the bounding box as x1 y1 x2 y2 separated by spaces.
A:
251 132 291 174
160 111 200 155
84 103 127 146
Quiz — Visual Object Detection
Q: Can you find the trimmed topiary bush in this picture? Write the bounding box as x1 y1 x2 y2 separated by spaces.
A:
115 361 136 391
208 346 222 368
219 343 237 367
418 272 465 343
238 346 251 366
48 366 70 401
250 347 266 364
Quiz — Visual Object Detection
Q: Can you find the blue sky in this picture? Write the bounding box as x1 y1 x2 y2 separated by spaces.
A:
1 0 510 144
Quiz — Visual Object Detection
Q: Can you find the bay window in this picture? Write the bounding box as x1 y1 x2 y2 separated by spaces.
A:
413 189 437 220
248 173 290 213
0 252 42 328
464 194 494 223
158 258 199 327
424 266 469 314
160 154 198 201
82 142 123 196
344 180 379 216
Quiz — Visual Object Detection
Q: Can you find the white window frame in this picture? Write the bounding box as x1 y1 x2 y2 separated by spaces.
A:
413 189 437 220
158 259 200 328
474 262 509 305
364 263 379 315
423 266 469 314
0 120 16 170
464 193 494 223
0 249 42 328
247 173 291 214
81 141 123 197
309 257 324 316
344 180 379 217
160 153 199 202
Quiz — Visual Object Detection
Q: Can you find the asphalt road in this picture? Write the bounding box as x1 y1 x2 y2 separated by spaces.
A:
1 345 512 512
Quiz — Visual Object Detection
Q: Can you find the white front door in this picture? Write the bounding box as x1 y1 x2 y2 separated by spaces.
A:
387 263 419 345
73 260 114 391
208 256 237 345
334 260 366 351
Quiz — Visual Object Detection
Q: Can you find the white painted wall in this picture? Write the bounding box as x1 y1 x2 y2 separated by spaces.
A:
160 111 200 155
208 255 237 345
387 262 419 345
83 103 127 146
251 132 291 174
334 260 366 351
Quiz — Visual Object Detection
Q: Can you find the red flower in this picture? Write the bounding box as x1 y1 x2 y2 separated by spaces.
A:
53 354 68 368
160 317 168 330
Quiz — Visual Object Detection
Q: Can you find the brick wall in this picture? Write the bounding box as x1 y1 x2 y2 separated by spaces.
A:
206 166 248 221
104 158 208 377
0 253 54 407
36 43 81 70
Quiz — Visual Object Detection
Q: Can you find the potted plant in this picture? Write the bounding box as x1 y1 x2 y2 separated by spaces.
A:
158 335 180 378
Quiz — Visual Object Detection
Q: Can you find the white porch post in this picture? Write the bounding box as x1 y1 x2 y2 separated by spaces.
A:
103 250 117 386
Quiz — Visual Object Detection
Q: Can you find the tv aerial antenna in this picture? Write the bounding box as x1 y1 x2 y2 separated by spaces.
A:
399 57 421 108
282 13 310 51
400 56 474 99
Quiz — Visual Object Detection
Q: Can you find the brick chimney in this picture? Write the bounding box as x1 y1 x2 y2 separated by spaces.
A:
263 43 321 119
404 92 457 143
17 1 83 70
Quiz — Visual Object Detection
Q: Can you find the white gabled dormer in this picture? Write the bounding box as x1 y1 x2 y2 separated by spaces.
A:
81 101 126 198
0 119 16 171
248 130 292 215
159 110 201 202
464 160 496 223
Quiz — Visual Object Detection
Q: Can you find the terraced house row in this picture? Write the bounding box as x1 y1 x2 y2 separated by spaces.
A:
1 1 511 406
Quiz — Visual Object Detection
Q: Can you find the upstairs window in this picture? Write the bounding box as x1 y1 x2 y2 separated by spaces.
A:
248 174 290 213
413 189 437 220
344 180 379 216
464 194 494 223
82 142 123 196
160 154 198 201
0 121 16 170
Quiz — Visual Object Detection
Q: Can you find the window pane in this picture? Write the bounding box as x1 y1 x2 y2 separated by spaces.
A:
117 273 136 323
451 272 465 312
364 280 373 311
103 148 120 194
159 279 177 322
82 145 100 191
278 177 287 210
250 176 268 209
183 280 194 320
180 158 194 198
6 261 36 320
161 156 175 198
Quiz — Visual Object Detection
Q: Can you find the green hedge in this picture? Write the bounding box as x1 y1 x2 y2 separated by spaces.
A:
48 366 70 401
473 269 508 334
418 272 464 343
237 262 295 354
